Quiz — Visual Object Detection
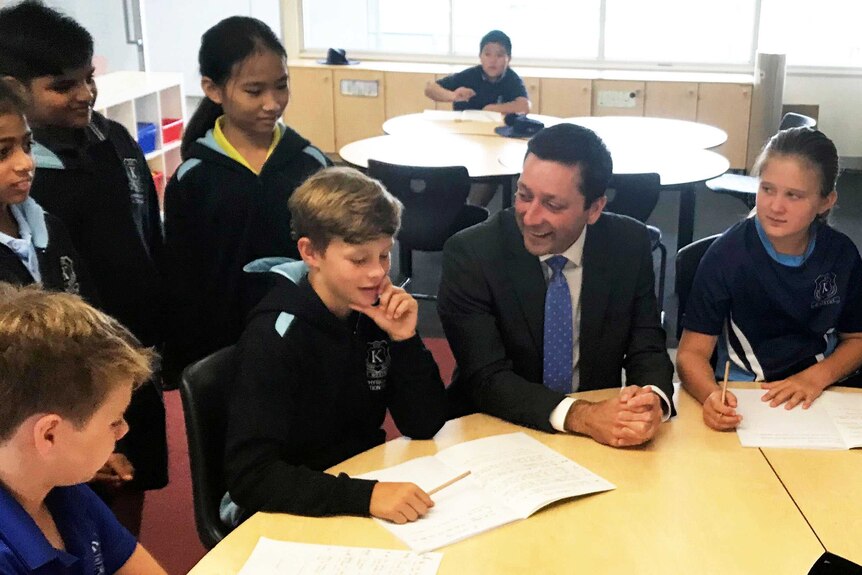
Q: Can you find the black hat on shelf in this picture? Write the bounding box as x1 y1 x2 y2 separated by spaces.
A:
317 48 359 65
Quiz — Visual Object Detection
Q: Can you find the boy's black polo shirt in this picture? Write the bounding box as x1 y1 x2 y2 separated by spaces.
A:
437 65 528 111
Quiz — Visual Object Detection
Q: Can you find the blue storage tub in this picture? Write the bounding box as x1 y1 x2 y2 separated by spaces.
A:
137 122 157 154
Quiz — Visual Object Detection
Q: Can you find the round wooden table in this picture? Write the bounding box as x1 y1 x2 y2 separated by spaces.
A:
189 387 826 574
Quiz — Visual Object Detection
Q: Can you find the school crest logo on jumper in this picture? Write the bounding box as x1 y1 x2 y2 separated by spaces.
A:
123 158 146 205
366 340 390 391
812 272 839 308
92 539 106 574
59 256 80 295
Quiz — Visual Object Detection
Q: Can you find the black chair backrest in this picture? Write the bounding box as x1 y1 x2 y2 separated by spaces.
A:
179 345 237 549
780 112 816 130
368 160 472 251
675 234 720 339
605 173 662 223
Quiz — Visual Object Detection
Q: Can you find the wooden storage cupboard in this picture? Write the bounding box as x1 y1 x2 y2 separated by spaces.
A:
645 82 698 121
282 61 753 168
539 78 592 118
696 83 752 169
284 66 335 153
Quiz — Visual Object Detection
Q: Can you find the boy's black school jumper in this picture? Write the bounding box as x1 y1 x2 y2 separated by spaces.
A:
31 111 167 491
223 261 446 523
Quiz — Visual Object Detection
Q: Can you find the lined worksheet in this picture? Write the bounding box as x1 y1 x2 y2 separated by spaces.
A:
734 389 862 450
359 432 615 552
237 538 442 575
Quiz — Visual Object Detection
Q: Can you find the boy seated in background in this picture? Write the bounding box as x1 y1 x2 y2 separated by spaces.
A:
425 30 530 206
222 167 446 527
425 29 530 114
0 284 165 574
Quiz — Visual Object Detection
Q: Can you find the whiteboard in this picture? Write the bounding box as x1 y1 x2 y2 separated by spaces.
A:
142 0 282 97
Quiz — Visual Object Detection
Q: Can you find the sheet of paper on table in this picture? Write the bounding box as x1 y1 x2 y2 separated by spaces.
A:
734 389 862 450
421 109 503 123
236 537 443 575
358 432 615 553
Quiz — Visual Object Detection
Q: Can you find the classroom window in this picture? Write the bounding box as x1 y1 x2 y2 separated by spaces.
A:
300 0 862 70
759 0 862 68
603 0 756 64
449 1 600 60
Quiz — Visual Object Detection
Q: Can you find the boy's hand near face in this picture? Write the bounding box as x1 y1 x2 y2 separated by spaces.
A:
351 277 418 341
93 452 135 486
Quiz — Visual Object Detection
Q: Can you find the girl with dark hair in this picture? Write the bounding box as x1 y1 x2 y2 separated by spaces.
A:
163 16 330 383
678 127 862 430
0 79 95 298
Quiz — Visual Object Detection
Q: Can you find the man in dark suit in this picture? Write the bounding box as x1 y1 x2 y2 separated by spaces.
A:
438 123 674 447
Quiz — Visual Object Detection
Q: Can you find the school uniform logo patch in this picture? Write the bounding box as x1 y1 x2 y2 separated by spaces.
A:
123 158 146 205
812 272 840 308
92 539 106 574
59 256 80 295
366 340 390 391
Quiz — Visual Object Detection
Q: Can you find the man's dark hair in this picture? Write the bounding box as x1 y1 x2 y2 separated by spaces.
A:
526 123 614 207
480 30 512 56
0 1 94 82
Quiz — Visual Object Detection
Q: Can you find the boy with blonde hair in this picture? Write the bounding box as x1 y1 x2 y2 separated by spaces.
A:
222 167 446 527
0 284 165 574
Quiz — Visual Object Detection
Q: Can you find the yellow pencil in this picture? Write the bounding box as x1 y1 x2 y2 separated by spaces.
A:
721 360 730 406
428 471 471 496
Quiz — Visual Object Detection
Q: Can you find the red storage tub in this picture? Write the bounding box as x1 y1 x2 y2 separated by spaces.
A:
151 170 165 209
161 118 184 144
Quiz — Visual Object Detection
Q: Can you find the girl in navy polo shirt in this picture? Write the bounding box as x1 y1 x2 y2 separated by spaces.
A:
677 127 862 431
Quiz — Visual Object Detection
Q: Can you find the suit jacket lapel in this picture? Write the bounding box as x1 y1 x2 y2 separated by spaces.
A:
581 219 611 359
500 210 545 354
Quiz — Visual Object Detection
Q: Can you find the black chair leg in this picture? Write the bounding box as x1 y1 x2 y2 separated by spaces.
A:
657 242 667 313
398 243 413 280
397 244 436 301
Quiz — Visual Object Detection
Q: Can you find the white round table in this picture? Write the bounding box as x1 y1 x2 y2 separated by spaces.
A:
562 116 727 150
383 112 562 138
500 143 730 249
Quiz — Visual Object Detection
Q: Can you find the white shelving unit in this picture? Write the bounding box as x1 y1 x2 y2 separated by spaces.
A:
94 71 186 205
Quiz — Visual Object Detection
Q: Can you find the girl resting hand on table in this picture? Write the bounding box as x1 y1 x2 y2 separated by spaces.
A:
676 127 862 431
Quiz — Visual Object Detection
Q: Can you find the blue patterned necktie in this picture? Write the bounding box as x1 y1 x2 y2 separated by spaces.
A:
543 255 573 393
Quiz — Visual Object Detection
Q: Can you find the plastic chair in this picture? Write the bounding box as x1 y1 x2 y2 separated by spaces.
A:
605 173 668 311
706 112 817 208
674 234 720 340
368 160 488 300
179 345 237 549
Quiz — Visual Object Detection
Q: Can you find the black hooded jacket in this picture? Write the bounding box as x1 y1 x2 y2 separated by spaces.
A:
224 261 446 519
163 125 331 381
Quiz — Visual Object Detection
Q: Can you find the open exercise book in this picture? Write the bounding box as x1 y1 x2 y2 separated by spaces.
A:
734 389 862 450
358 432 615 553
421 109 503 123
237 538 442 575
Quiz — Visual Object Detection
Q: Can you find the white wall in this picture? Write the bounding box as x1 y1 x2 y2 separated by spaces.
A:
280 1 862 163
785 73 862 162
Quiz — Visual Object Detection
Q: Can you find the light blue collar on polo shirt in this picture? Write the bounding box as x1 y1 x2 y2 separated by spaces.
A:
754 216 816 268
0 199 45 282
